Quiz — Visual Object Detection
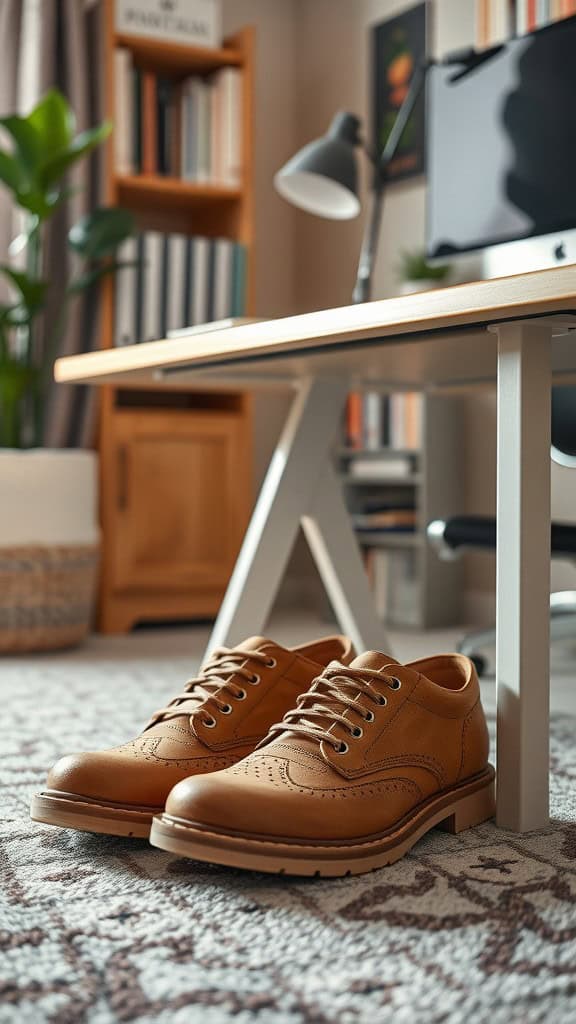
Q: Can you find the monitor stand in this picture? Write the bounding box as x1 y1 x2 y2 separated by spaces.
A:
483 229 576 279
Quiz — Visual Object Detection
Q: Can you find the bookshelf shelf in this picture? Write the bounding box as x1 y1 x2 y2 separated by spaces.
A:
357 532 422 549
342 474 421 486
116 174 242 209
114 34 244 75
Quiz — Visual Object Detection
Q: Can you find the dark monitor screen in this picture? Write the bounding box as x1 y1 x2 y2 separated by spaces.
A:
426 16 576 259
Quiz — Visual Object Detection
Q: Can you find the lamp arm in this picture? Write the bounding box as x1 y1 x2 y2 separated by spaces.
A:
352 58 434 305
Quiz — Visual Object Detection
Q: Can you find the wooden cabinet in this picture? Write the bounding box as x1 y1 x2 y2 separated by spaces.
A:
99 402 251 633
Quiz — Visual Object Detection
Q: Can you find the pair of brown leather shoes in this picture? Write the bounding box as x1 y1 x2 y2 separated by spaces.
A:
31 634 495 877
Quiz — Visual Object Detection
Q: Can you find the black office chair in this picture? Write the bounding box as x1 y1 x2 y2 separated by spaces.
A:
428 386 576 676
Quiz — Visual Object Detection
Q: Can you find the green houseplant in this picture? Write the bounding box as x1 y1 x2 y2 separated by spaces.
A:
397 247 451 295
0 88 134 447
0 89 135 651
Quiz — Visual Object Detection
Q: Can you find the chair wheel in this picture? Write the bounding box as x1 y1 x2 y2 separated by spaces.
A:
469 653 487 677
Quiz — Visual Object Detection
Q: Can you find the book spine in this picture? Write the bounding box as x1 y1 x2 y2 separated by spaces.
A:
134 232 145 342
141 70 157 175
167 234 187 332
527 0 538 27
142 231 163 341
214 239 233 320
156 77 172 176
192 236 209 325
363 393 382 451
346 393 363 449
230 244 246 317
537 0 550 24
205 238 217 321
114 49 133 174
132 69 142 173
183 235 195 327
159 233 170 338
114 236 138 346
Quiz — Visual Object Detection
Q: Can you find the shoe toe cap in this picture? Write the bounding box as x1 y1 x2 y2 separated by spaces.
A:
46 749 170 808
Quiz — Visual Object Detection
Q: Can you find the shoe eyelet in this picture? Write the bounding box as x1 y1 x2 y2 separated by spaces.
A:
378 695 387 706
266 657 277 669
390 677 402 690
235 689 247 701
220 704 233 715
351 726 363 739
249 673 261 685
364 710 375 723
336 741 349 754
203 716 217 728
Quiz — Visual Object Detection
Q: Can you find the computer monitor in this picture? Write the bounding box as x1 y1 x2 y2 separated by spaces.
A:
426 16 576 276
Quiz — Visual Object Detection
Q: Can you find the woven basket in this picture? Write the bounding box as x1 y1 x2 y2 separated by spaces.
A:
0 545 99 653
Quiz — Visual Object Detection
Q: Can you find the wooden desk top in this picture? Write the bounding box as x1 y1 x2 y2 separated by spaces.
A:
55 265 576 391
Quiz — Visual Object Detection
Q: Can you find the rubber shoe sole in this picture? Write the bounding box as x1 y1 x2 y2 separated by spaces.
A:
149 766 496 877
30 790 158 838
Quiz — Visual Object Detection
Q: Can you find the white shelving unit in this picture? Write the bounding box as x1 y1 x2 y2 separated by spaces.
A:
338 392 464 629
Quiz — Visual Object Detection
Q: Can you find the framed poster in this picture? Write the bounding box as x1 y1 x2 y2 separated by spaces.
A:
372 2 428 183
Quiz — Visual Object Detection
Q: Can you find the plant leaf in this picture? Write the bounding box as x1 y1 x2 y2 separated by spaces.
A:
68 206 135 260
40 121 112 189
0 149 22 192
0 115 42 172
0 266 47 310
27 89 74 158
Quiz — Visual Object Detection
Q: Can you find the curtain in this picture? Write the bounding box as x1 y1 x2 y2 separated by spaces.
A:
0 0 105 448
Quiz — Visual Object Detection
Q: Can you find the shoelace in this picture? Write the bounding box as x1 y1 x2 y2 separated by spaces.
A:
266 662 401 753
148 646 276 728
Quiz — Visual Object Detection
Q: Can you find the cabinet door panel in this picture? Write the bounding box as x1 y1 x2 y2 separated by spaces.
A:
112 411 249 591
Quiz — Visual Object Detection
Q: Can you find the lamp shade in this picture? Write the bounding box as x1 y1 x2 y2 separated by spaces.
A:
274 112 361 220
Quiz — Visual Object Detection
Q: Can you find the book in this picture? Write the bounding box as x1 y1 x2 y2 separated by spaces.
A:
141 70 157 174
363 393 382 450
166 235 187 334
132 68 142 173
348 456 415 480
142 231 163 341
113 236 138 345
113 232 247 345
346 393 363 449
114 49 133 174
352 509 417 531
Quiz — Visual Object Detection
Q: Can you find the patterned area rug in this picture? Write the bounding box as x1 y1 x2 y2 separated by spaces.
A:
2 647 576 1023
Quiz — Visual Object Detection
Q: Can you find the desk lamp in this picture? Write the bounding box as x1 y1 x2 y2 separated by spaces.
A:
274 46 504 304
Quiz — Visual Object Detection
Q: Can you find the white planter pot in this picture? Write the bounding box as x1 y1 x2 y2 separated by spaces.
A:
0 449 100 651
399 280 444 295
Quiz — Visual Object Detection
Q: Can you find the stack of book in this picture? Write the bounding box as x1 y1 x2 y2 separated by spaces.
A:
345 391 423 451
114 50 242 184
477 0 576 45
113 233 246 345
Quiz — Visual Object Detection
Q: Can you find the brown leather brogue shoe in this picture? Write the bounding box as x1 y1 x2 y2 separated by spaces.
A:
150 651 495 875
30 634 354 838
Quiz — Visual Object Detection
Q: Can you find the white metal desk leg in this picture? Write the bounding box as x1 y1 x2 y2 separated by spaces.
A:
206 377 350 653
302 463 390 654
494 321 552 831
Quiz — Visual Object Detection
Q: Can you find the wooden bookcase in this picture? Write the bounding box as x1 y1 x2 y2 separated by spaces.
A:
98 1 254 632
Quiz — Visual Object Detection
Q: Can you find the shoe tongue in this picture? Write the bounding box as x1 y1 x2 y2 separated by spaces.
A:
349 651 401 673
